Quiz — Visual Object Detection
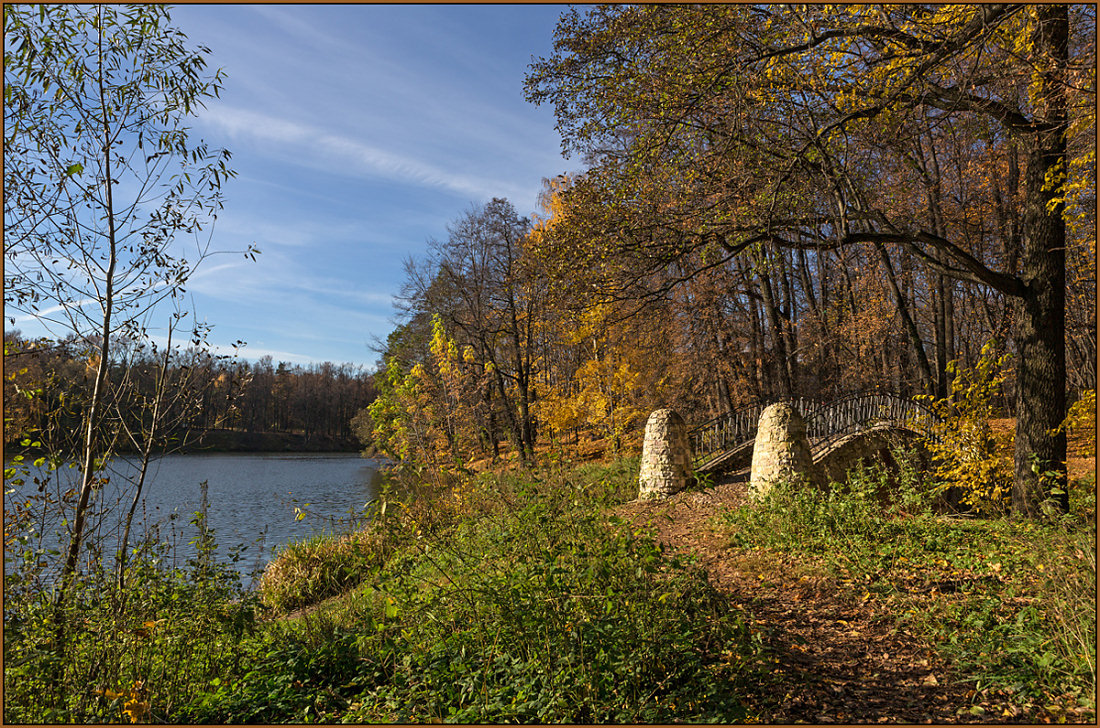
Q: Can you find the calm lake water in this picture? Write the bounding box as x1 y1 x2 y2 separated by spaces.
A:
5 452 389 583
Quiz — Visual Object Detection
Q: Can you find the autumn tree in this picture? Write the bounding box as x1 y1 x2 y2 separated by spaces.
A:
529 176 689 444
400 198 543 462
526 4 1095 516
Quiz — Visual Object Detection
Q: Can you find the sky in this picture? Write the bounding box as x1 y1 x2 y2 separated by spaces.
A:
11 4 574 371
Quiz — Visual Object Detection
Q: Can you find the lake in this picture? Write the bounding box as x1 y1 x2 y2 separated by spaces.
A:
4 452 390 584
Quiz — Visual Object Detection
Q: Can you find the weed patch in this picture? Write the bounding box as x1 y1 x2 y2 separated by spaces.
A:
3 530 260 723
180 459 761 722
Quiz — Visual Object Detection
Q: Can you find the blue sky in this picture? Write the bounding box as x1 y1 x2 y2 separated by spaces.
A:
134 4 571 369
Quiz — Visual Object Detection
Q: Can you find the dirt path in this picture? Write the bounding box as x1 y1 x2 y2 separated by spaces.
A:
614 480 1029 724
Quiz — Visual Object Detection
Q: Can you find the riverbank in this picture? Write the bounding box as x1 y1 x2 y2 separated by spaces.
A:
4 429 363 458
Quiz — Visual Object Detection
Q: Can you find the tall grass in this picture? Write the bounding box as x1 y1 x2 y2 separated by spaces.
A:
182 457 765 723
3 509 261 723
258 529 391 613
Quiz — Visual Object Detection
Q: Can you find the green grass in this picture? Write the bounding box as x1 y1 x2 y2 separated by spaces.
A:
183 457 763 723
5 457 765 723
3 537 262 723
717 461 1097 719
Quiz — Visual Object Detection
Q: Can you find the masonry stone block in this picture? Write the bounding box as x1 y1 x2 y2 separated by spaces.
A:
638 408 692 500
749 402 817 499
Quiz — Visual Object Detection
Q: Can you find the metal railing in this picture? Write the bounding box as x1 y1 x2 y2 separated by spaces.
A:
689 392 940 470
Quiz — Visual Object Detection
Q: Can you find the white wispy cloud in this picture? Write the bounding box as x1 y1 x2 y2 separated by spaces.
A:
185 245 397 319
202 106 520 201
8 299 97 324
248 5 360 58
159 4 568 367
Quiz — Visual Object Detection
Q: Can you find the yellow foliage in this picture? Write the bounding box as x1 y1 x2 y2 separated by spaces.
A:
94 681 150 724
534 299 655 452
916 342 1014 514
1060 390 1096 457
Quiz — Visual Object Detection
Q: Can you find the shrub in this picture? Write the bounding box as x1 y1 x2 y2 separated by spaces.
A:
190 459 762 724
3 517 259 724
1061 389 1096 457
915 341 1014 514
259 529 392 613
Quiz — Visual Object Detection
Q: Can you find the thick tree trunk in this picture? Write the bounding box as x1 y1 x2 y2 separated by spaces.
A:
1012 268 1067 516
1011 3 1069 516
1012 140 1068 514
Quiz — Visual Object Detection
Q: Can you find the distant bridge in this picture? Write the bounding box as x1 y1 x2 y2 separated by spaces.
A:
690 392 940 475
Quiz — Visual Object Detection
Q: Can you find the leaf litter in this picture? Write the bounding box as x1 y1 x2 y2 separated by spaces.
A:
614 478 1093 724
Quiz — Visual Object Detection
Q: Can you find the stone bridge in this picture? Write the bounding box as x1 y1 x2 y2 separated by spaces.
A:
691 392 938 477
638 393 940 500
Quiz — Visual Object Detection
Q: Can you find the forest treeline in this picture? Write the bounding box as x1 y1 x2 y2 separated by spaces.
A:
362 5 1095 516
4 330 376 454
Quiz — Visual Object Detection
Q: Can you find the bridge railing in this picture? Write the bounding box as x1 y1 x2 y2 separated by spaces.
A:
689 396 819 468
689 392 941 469
804 392 942 452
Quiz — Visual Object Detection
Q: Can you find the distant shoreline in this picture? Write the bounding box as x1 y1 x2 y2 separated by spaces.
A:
4 429 365 458
184 429 362 454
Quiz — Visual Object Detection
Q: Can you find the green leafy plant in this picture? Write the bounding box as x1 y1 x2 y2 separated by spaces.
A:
718 461 1096 718
335 472 760 723
4 506 260 724
179 458 763 724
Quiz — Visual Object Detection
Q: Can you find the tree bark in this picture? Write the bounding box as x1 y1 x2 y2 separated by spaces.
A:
1011 4 1069 516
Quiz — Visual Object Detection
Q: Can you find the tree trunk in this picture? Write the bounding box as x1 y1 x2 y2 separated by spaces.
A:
59 14 116 605
1011 4 1069 516
875 243 935 395
934 273 950 397
757 254 792 398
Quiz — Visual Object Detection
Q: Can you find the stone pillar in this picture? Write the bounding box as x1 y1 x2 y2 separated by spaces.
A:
638 408 692 500
749 402 816 499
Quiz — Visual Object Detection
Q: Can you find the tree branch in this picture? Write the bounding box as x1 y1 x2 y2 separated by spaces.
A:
839 230 1026 297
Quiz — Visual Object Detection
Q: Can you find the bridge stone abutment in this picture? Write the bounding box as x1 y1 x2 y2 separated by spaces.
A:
749 402 819 499
638 408 692 500
815 426 928 487
643 393 937 501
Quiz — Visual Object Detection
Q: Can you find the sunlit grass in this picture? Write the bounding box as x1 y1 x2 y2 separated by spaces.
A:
258 529 391 614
